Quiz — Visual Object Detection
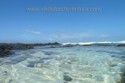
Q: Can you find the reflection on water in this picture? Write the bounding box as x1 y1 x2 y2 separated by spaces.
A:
0 46 125 83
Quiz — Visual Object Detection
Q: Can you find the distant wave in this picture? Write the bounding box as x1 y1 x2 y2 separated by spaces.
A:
62 41 125 45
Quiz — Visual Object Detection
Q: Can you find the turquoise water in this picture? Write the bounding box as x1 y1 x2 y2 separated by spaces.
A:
0 46 125 83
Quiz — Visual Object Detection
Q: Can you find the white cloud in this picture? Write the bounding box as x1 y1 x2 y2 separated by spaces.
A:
25 29 41 35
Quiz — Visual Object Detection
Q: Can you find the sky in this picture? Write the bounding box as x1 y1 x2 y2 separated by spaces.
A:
0 0 125 43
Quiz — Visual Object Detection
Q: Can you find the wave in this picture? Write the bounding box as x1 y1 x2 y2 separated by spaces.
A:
62 41 125 46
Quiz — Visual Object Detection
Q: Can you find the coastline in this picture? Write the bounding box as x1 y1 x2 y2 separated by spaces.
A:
0 42 125 57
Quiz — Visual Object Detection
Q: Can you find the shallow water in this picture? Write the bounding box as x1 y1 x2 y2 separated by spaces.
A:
0 46 125 83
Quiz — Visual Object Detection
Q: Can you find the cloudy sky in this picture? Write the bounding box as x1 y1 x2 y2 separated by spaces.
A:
0 0 125 43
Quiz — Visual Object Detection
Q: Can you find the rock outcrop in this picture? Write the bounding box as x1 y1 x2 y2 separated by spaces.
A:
117 44 125 47
0 45 14 57
0 42 61 57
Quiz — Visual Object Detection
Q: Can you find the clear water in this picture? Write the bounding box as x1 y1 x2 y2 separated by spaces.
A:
0 46 125 83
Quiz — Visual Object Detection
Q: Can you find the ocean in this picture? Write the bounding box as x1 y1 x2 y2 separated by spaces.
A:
0 45 125 83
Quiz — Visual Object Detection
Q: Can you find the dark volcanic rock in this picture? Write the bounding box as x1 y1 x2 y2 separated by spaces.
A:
0 44 34 57
33 42 61 46
11 44 34 50
93 43 113 46
63 44 76 47
0 45 14 57
48 42 61 45
117 44 125 47
81 44 92 46
0 42 61 57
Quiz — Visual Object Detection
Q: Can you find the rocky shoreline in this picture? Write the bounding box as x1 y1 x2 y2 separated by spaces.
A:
0 42 61 57
0 42 125 57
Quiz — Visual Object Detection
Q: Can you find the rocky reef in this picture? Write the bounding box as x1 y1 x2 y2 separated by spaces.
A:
0 45 14 57
0 42 61 57
117 44 125 47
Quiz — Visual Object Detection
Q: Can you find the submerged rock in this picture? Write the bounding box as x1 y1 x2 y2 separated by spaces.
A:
27 60 44 68
64 82 68 83
119 67 125 83
63 74 72 81
34 63 44 68
118 76 125 83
